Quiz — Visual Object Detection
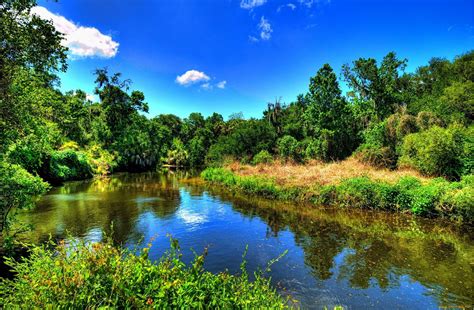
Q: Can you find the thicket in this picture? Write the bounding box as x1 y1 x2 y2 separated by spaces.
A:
0 237 289 308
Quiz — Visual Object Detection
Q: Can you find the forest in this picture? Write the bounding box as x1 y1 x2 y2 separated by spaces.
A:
0 0 473 307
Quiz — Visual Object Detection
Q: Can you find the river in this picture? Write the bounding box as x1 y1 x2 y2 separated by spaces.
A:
16 171 474 309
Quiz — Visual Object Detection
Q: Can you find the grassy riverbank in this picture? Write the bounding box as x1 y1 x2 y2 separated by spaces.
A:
201 159 474 223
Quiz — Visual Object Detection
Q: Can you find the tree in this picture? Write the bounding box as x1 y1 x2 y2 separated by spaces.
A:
94 69 149 140
343 52 408 119
0 0 67 153
304 64 357 159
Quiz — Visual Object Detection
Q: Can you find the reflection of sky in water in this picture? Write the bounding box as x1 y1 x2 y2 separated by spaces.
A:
133 196 163 204
21 172 474 309
45 193 102 202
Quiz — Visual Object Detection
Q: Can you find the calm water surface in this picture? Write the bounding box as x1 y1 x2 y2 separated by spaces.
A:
18 172 474 309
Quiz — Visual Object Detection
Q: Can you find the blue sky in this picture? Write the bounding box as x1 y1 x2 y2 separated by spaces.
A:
36 0 473 119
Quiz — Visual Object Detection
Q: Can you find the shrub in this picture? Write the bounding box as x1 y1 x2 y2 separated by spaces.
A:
0 237 289 308
416 111 443 130
6 134 53 174
356 146 397 168
85 143 117 176
277 135 301 161
304 135 330 161
356 121 397 168
165 138 189 167
0 163 49 234
399 124 470 179
277 135 298 158
252 150 273 165
42 149 93 184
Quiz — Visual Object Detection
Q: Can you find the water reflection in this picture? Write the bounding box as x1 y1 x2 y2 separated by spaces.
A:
17 171 474 309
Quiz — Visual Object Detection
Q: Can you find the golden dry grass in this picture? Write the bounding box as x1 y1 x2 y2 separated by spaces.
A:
226 157 430 187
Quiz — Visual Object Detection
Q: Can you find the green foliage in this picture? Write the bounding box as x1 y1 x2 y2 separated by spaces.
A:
416 111 443 130
165 138 189 167
84 143 117 176
188 136 206 167
343 52 408 120
252 150 274 165
0 237 289 309
304 64 357 159
207 119 277 163
42 149 93 184
277 135 299 161
356 122 396 168
0 163 49 233
399 124 471 179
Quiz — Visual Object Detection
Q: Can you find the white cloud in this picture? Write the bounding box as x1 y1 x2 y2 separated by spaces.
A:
240 0 267 9
278 3 297 12
248 35 259 42
258 16 273 40
216 81 227 89
176 70 210 86
31 6 118 58
201 83 212 90
299 0 315 8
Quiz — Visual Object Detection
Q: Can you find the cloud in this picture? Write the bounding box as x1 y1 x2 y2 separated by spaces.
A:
258 16 273 40
240 0 267 9
176 70 211 86
299 0 315 8
277 3 297 12
216 81 227 89
31 6 118 58
201 83 212 90
248 35 259 42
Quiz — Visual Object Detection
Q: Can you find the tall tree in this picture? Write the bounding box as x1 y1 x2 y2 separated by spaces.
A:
342 52 408 120
304 64 356 159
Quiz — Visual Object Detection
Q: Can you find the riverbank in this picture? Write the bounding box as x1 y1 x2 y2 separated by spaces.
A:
201 159 474 223
0 236 289 308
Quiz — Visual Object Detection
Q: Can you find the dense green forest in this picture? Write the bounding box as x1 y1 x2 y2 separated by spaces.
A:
1 0 473 236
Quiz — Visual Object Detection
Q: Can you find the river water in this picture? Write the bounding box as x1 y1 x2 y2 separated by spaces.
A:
17 171 474 309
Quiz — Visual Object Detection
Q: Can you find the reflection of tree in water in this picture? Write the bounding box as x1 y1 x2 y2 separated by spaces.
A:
338 238 398 289
21 172 184 244
208 188 474 305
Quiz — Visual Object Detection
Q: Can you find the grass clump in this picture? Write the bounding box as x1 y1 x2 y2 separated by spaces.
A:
0 236 289 309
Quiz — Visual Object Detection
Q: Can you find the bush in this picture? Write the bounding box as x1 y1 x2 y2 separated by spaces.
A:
42 149 93 184
0 163 49 233
252 150 273 165
356 121 397 168
277 135 302 162
6 134 53 174
0 237 289 308
416 111 443 130
399 124 470 179
165 138 189 167
85 143 117 176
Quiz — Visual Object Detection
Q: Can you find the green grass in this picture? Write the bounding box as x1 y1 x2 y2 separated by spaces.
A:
0 236 290 309
201 168 474 223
